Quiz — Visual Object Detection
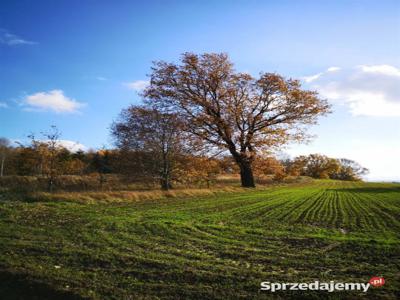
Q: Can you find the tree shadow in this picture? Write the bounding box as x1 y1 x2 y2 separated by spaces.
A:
0 270 85 300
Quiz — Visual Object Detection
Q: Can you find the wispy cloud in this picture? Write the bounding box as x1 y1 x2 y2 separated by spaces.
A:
0 29 37 46
96 76 107 81
302 66 340 83
303 72 323 83
0 102 8 108
22 90 85 113
303 65 400 117
123 80 149 92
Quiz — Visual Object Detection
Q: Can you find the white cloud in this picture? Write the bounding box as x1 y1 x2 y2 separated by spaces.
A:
303 65 400 117
358 65 400 77
36 140 87 152
326 66 340 72
23 90 85 113
123 80 149 92
96 76 107 81
0 30 36 46
56 140 87 152
0 102 8 108
12 138 87 152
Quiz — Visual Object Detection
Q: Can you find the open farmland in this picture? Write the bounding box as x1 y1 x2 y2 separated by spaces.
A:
0 180 399 299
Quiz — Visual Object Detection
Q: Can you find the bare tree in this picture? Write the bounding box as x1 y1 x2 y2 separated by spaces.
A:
335 158 369 181
43 126 61 192
0 138 11 177
111 106 184 190
144 53 331 187
28 126 62 192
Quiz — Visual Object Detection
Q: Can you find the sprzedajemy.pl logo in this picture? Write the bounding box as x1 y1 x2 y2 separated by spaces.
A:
260 277 385 293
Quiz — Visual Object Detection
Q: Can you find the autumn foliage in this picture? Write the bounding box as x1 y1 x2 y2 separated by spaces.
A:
0 53 370 191
283 154 368 181
143 53 331 187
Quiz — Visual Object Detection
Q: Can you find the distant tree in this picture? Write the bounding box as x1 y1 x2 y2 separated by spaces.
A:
72 150 86 161
89 149 113 189
111 106 185 190
12 147 36 175
144 52 331 187
25 126 63 192
70 150 90 175
40 126 62 192
281 157 304 176
285 154 368 181
334 158 369 181
215 156 238 175
178 155 221 188
296 154 341 179
253 155 285 180
58 148 87 175
0 138 11 177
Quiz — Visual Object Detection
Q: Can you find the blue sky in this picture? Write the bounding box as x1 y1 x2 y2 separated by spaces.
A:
1 0 399 181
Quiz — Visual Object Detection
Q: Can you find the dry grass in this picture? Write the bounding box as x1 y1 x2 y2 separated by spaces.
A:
0 174 313 204
22 186 246 204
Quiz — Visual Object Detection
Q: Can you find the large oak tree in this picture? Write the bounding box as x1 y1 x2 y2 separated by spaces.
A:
144 53 331 187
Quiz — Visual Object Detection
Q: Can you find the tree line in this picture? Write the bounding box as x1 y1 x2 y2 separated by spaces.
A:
0 52 368 191
0 130 368 191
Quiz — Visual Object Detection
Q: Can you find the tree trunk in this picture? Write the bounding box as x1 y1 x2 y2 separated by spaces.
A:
0 156 4 177
160 176 172 190
48 178 54 193
161 150 172 190
239 161 256 188
99 173 105 191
